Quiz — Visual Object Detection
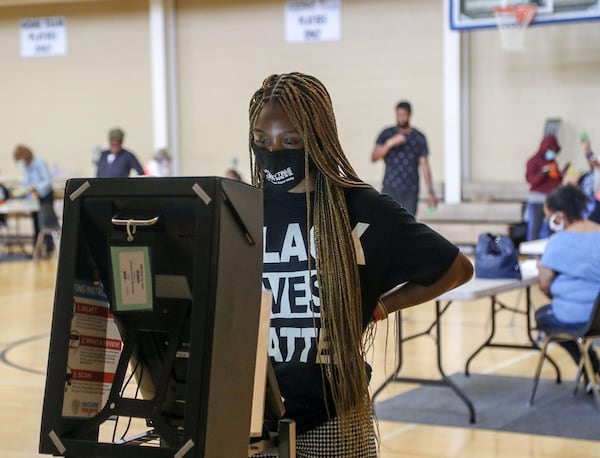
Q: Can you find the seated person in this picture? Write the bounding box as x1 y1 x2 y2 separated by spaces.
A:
535 184 600 386
0 183 8 226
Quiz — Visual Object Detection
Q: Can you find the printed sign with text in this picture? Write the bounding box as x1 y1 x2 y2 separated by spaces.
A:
285 0 341 43
20 16 67 58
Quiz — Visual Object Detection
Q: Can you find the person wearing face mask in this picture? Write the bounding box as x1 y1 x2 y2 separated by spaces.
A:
13 144 59 256
370 100 437 216
535 184 600 388
525 134 564 241
249 73 473 457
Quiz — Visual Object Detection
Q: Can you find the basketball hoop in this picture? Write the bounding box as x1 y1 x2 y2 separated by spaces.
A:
494 4 537 52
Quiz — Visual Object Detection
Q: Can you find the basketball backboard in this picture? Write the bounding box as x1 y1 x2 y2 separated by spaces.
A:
450 0 600 30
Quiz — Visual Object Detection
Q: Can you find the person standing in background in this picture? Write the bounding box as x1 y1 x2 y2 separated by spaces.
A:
581 134 600 223
96 128 144 178
224 157 243 182
371 100 438 217
144 148 172 177
224 168 243 182
525 134 564 241
13 145 59 255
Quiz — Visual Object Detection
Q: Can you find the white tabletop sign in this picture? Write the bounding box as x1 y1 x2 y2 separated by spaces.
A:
285 0 341 43
20 16 68 58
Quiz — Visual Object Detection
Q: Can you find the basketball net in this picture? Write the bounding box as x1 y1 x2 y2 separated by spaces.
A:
494 4 537 51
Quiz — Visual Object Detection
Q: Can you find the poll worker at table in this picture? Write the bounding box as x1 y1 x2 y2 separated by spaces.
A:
0 182 9 226
13 144 59 255
535 184 600 384
96 128 144 178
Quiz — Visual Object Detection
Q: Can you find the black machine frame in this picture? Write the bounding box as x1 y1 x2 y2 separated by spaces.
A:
39 177 269 458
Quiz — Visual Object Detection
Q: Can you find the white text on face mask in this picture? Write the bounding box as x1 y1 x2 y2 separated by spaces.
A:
265 167 294 184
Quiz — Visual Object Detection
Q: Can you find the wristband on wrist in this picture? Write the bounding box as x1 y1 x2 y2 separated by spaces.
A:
373 299 389 322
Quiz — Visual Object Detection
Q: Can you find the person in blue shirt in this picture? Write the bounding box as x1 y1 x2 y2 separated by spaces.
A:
535 184 600 383
96 128 144 178
13 144 59 255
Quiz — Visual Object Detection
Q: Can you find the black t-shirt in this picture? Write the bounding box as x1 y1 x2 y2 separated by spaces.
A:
376 126 429 195
262 186 458 433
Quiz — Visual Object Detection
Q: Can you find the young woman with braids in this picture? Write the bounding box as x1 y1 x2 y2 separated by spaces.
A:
249 72 473 457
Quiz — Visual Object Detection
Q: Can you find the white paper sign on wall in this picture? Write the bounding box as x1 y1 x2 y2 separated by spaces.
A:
285 0 341 43
20 16 68 58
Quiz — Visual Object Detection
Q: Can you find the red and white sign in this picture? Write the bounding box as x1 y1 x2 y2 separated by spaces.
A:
62 280 123 418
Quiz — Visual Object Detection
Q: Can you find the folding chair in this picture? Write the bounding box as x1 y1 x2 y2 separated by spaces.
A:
0 216 8 254
529 291 600 411
33 201 61 261
33 225 61 260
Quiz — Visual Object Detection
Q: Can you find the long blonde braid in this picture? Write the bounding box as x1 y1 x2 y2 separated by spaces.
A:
249 73 374 451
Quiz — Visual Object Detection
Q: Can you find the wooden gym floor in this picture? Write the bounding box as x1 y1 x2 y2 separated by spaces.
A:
1 258 598 457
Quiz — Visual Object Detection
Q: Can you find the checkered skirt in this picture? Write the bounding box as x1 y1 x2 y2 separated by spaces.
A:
252 414 377 458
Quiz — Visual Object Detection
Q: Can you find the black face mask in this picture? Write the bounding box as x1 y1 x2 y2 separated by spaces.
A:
252 144 308 193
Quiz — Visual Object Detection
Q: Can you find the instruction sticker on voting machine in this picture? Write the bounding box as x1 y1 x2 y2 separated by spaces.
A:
110 246 153 312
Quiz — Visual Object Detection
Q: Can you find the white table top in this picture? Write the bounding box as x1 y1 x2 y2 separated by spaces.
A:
438 260 538 302
0 198 40 215
519 238 548 256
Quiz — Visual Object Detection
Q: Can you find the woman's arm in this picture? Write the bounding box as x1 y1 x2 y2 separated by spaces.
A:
537 263 556 298
379 252 473 316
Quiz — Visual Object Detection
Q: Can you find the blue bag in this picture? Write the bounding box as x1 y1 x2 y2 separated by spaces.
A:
474 233 522 280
